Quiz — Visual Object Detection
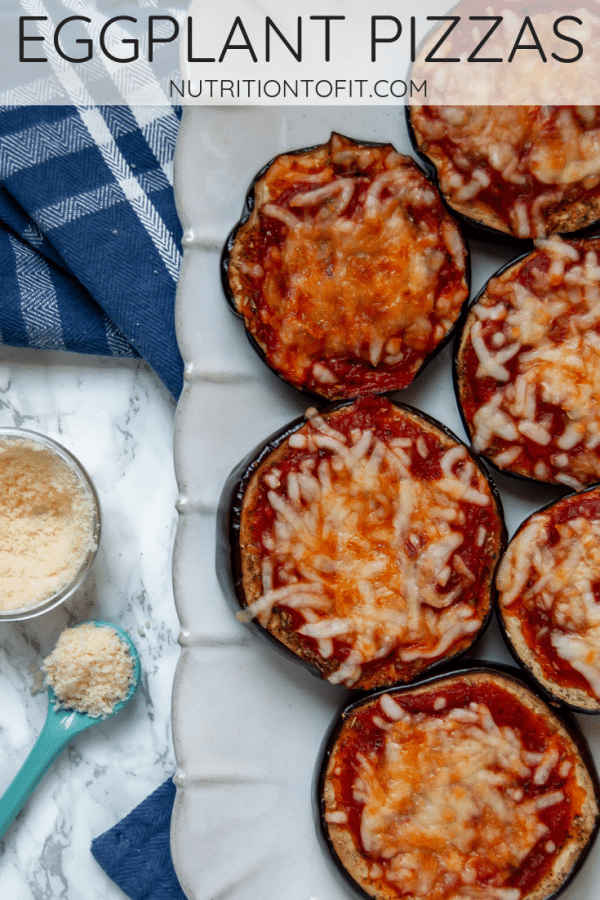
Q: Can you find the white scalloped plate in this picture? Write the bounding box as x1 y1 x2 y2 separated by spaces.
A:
170 105 600 900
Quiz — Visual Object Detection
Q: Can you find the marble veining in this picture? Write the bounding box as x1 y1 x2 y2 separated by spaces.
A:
0 346 179 899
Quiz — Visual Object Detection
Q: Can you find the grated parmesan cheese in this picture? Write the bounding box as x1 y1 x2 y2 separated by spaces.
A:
0 437 97 611
43 623 134 718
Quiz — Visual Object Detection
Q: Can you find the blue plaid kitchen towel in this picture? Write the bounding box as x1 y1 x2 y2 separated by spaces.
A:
0 104 184 398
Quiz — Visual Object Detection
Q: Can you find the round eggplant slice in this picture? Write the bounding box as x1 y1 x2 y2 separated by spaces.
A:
408 105 600 241
223 132 469 401
216 395 506 691
454 235 600 489
315 664 600 900
497 486 600 714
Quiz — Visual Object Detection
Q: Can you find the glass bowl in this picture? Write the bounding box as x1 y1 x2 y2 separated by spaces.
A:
0 428 101 622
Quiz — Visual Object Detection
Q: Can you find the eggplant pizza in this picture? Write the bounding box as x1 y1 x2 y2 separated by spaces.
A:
218 396 505 690
224 133 469 399
409 106 600 240
317 667 599 900
497 487 600 713
455 235 600 488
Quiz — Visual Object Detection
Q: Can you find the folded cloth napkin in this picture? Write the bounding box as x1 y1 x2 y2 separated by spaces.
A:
91 778 186 900
0 105 184 398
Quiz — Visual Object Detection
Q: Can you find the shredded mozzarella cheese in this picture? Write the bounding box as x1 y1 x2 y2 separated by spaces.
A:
242 401 495 687
229 133 468 397
464 237 600 486
324 686 588 900
497 498 600 699
411 106 600 239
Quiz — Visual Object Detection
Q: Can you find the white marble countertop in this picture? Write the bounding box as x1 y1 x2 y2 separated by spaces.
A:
0 345 180 899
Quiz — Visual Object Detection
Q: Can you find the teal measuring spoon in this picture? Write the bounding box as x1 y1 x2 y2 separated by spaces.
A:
0 622 141 840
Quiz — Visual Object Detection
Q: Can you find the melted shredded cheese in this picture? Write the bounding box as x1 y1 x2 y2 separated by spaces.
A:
325 689 587 900
463 236 600 487
497 498 600 699
242 401 495 687
411 106 600 239
229 133 468 397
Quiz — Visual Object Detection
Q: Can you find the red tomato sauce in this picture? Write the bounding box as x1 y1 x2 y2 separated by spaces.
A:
328 679 582 897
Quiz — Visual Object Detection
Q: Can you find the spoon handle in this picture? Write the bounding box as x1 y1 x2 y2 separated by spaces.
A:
0 713 70 840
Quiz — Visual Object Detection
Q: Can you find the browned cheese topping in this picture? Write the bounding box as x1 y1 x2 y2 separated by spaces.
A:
228 133 468 398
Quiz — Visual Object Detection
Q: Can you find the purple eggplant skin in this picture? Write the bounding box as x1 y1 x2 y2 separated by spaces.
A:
313 661 600 900
215 411 313 666
451 239 600 490
220 132 471 403
215 399 507 689
496 485 600 715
